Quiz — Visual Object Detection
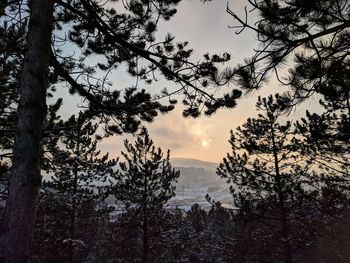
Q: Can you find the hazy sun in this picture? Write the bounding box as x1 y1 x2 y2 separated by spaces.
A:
201 140 208 147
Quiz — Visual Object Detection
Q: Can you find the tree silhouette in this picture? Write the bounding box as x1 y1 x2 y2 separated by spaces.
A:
222 2 350 259
31 112 116 263
0 2 55 261
0 1 238 260
222 0 350 104
217 95 329 263
111 128 179 263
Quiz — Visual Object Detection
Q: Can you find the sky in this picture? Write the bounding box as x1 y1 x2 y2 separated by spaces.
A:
58 0 321 163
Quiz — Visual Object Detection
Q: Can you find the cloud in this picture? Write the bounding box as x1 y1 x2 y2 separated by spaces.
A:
96 0 321 163
151 126 196 150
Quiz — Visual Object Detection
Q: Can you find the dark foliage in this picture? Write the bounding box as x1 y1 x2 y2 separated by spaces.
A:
110 129 179 263
217 95 349 263
31 112 116 263
223 0 350 105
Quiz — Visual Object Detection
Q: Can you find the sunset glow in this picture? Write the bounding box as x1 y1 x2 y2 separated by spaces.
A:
201 140 208 147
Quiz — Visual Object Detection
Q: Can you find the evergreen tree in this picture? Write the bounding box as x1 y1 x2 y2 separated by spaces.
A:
0 94 63 222
111 128 179 263
184 203 234 263
294 87 350 180
1 1 238 259
31 112 116 263
224 2 350 259
222 0 350 104
217 95 327 263
0 164 9 220
154 208 195 263
0 2 55 260
299 210 350 263
292 94 350 261
0 8 66 223
0 10 23 152
185 204 209 263
205 203 235 263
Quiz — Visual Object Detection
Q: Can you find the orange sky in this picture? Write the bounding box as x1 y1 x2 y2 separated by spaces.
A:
98 1 321 163
56 0 321 163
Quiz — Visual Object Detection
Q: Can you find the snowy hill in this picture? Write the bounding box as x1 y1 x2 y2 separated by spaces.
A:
168 158 232 209
171 158 217 170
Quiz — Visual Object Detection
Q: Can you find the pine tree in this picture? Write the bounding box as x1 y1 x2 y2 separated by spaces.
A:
0 10 66 225
223 3 350 259
0 11 23 153
293 81 350 179
206 203 235 263
0 2 54 260
111 128 179 263
184 203 234 263
217 95 326 263
0 164 9 220
292 89 350 261
222 0 350 103
1 1 237 259
31 112 116 263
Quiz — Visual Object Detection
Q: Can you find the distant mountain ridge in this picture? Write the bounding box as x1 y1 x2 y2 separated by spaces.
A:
169 157 232 206
171 157 218 170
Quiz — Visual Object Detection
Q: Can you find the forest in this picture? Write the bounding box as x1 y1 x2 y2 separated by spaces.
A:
1 0 350 262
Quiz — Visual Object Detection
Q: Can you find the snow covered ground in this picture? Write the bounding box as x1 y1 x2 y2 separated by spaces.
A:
107 158 235 217
168 158 234 209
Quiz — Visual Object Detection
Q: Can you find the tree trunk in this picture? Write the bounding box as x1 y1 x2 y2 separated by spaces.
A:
68 168 78 263
69 127 81 263
142 169 149 263
0 0 54 262
270 124 292 263
142 205 148 263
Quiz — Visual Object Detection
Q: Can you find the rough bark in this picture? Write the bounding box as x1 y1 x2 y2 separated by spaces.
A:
0 0 54 262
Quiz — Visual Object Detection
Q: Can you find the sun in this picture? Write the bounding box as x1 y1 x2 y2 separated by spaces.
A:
201 140 208 147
